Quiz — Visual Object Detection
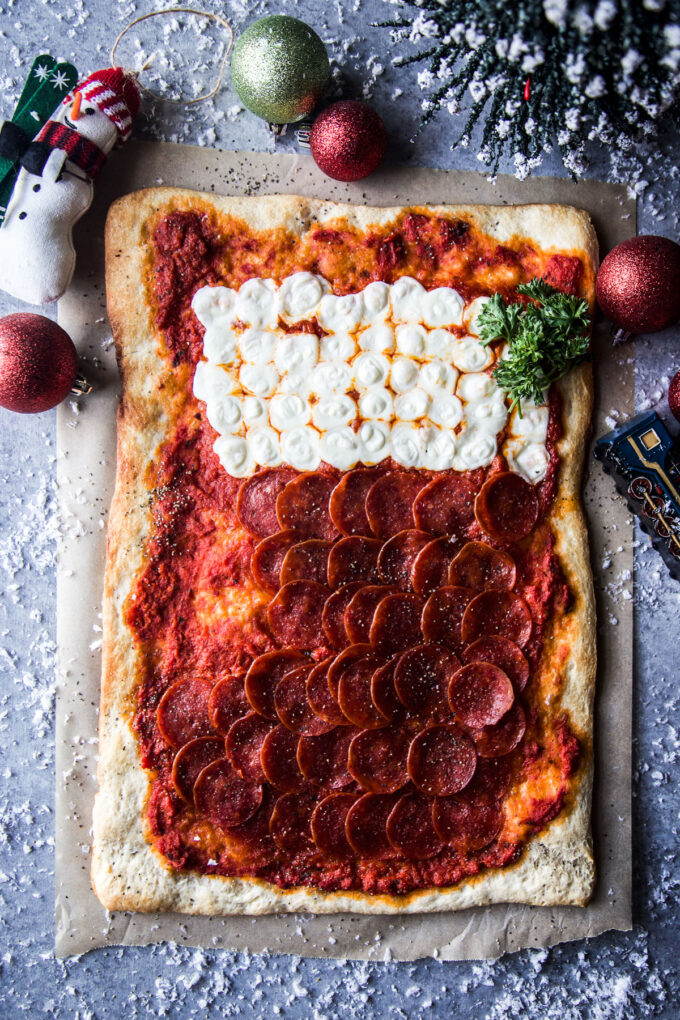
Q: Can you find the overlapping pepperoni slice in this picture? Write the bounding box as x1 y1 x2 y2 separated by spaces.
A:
432 796 504 850
226 711 274 781
269 790 316 851
327 643 373 701
297 725 356 789
251 530 299 594
448 541 516 591
208 674 250 732
157 677 215 750
345 793 398 858
280 539 332 586
386 792 445 859
311 792 357 858
461 589 533 647
462 636 530 693
268 580 331 650
245 649 307 720
194 758 263 829
276 471 338 539
365 471 426 539
171 737 225 804
378 529 432 590
274 663 333 735
394 643 460 718
448 663 514 729
260 724 305 792
327 536 382 588
227 785 277 866
463 756 512 806
370 593 424 655
329 468 380 536
475 471 539 543
371 657 405 723
322 581 363 648
237 467 297 538
407 724 477 796
473 701 526 757
411 536 458 597
413 475 478 537
421 586 474 652
306 657 347 726
345 584 395 644
338 653 388 729
348 726 410 793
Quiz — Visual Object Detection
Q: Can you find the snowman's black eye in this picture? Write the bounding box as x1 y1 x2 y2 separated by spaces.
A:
84 107 95 115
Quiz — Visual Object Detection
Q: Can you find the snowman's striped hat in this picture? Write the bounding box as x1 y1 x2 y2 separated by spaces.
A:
72 68 141 144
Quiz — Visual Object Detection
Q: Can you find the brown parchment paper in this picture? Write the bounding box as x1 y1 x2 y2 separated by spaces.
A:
55 142 634 960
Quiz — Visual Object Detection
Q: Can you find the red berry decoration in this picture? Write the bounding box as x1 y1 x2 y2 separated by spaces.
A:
596 235 680 336
310 100 387 182
669 370 680 423
0 313 79 413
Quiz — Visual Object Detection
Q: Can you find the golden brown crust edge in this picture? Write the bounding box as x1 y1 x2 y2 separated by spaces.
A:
92 189 597 915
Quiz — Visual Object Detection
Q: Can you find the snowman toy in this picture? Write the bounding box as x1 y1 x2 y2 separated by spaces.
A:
0 67 140 306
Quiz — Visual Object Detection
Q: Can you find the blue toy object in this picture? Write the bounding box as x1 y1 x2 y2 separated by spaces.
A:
594 411 680 580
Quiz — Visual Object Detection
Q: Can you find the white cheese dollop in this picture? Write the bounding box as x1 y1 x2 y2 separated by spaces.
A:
504 438 550 483
390 357 419 393
424 328 454 361
395 323 427 358
274 332 318 375
391 276 427 323
278 272 329 322
422 426 457 470
452 428 497 471
239 328 277 365
192 285 237 328
310 360 352 396
318 292 364 333
359 323 395 354
239 362 279 397
242 395 269 427
508 403 549 442
321 333 356 362
202 326 239 366
206 394 243 434
450 337 493 373
422 287 464 327
457 372 497 402
391 424 423 468
394 387 430 421
213 435 255 478
360 281 391 322
359 386 393 421
428 392 463 428
319 427 362 470
193 361 236 403
359 420 391 463
280 426 321 471
312 394 357 431
269 393 312 430
235 278 278 328
247 426 282 467
353 352 390 388
465 295 491 336
419 360 458 396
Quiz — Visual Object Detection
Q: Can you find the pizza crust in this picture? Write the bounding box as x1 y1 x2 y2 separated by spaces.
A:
93 189 598 915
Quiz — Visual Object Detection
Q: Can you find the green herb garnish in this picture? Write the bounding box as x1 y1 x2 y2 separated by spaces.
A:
477 278 592 415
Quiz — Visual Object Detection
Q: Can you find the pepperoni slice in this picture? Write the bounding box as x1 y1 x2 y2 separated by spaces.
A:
386 792 445 859
268 580 331 650
365 471 426 539
322 581 363 648
245 649 307 720
251 530 299 594
475 471 539 543
306 657 347 726
347 726 410 793
338 654 388 729
269 790 316 851
260 724 305 792
394 643 460 718
345 585 395 644
327 643 373 701
194 758 263 828
473 700 526 757
462 636 530 693
432 797 504 850
413 475 478 536
411 536 458 597
345 793 398 858
237 467 297 538
378 529 432 590
327 536 382 588
276 471 338 539
458 755 512 805
421 586 475 652
407 724 477 795
461 589 533 648
280 539 332 586
371 657 405 723
297 726 356 789
311 792 357 858
448 541 516 591
208 674 250 732
171 737 225 804
225 711 273 781
329 468 381 536
157 677 215 750
448 663 514 729
227 786 277 866
275 664 333 735
370 593 424 655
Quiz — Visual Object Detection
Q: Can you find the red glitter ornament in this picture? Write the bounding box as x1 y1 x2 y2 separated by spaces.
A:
310 100 387 182
669 370 680 423
0 313 80 413
596 235 680 337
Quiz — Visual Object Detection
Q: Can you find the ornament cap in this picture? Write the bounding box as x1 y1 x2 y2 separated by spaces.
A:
71 371 93 397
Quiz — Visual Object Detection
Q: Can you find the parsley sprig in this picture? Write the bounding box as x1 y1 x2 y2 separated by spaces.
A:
477 279 592 415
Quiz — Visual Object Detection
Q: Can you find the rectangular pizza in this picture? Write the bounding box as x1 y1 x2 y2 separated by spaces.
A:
92 190 598 915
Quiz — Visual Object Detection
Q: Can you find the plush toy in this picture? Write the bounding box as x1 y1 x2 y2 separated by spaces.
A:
0 66 140 306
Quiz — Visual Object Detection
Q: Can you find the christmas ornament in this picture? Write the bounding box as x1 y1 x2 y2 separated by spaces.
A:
596 236 680 339
0 65 141 306
0 313 88 413
310 101 387 182
231 15 330 130
381 2 680 180
669 371 680 424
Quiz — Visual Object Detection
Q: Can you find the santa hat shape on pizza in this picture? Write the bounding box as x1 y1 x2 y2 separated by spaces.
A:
70 67 141 144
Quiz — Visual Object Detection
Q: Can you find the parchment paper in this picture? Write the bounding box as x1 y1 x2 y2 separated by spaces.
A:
55 142 634 960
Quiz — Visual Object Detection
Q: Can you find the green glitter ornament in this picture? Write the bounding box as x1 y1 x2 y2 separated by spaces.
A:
231 15 330 130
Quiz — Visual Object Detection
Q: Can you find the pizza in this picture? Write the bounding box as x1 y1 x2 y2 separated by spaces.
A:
92 190 598 915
